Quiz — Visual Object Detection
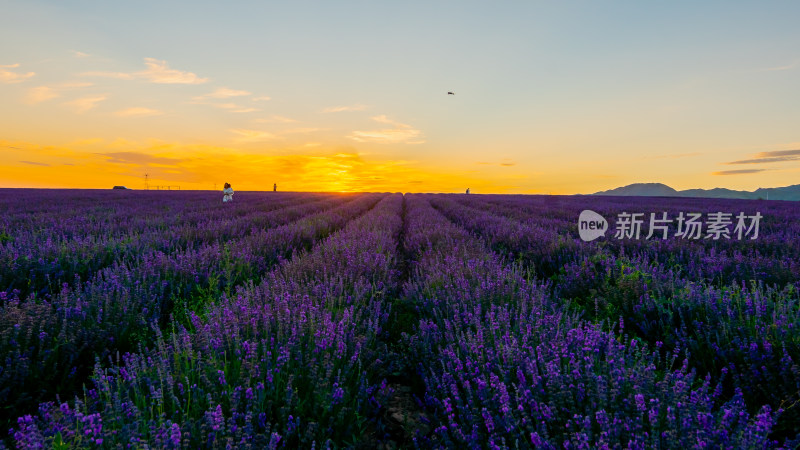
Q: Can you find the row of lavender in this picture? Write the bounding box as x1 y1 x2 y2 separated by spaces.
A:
8 193 404 447
434 194 800 286
397 194 781 448
425 193 800 443
1 190 386 441
0 190 334 299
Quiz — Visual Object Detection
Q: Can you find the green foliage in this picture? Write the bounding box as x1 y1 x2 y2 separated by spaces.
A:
0 230 13 244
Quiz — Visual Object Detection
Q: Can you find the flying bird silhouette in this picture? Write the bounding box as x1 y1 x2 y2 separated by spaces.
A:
447 91 455 95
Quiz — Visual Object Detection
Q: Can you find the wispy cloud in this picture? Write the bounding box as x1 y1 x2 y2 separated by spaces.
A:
348 115 422 144
1 140 87 169
61 82 94 88
254 115 297 123
712 169 767 175
114 107 164 117
322 104 368 113
252 96 271 102
26 82 95 104
728 155 800 164
372 115 408 127
0 63 35 83
65 95 107 113
229 129 278 142
100 151 184 166
760 59 800 72
193 87 251 100
211 102 239 109
283 127 326 134
725 149 800 165
190 92 262 113
758 149 800 157
476 160 517 167
349 129 421 143
71 50 90 58
140 58 208 84
82 58 208 84
27 86 60 103
208 103 261 113
81 71 135 80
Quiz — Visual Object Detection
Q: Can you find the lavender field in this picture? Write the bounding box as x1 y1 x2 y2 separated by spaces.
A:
2 189 799 449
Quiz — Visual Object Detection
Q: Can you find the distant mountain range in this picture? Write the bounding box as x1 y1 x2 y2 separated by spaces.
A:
593 183 800 201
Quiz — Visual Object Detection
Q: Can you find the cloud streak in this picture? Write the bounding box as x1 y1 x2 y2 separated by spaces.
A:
254 115 297 123
0 63 35 83
193 87 251 100
197 102 261 113
190 89 265 113
82 58 208 84
26 82 95 104
349 129 421 143
712 169 766 175
27 86 60 103
372 115 408 128
81 71 135 80
760 59 800 72
100 151 184 166
139 58 208 84
283 127 326 134
114 107 164 117
322 104 368 113
229 129 278 142
725 149 800 165
476 160 517 167
348 115 422 144
65 95 108 113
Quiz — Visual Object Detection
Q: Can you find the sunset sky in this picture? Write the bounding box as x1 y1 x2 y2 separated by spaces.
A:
2 1 799 193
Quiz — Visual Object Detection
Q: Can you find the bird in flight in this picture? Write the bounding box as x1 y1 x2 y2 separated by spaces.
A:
447 91 455 95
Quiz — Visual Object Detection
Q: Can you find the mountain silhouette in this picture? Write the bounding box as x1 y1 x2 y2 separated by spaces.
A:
593 183 800 201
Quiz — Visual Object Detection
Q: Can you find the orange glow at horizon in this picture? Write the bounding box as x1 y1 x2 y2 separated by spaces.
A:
0 139 543 194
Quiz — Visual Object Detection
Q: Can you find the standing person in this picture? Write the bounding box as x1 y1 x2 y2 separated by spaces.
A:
466 187 470 194
273 183 277 192
222 182 234 203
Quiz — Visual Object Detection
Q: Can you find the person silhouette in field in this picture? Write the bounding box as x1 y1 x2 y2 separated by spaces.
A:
222 182 234 203
466 187 470 194
273 183 277 192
